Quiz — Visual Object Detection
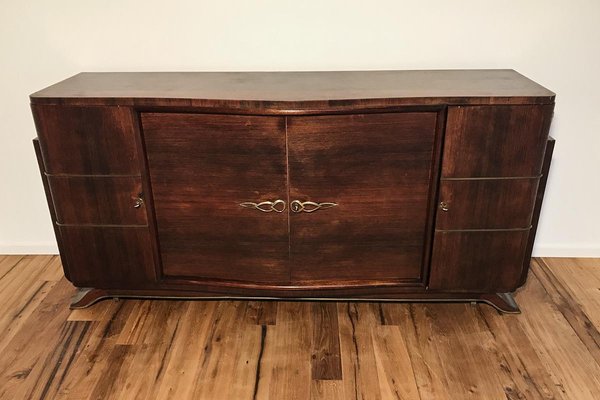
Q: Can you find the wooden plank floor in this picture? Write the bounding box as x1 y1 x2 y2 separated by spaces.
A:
0 256 599 399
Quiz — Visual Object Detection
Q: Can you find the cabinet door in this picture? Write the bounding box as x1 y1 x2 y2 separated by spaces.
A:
142 113 289 284
287 112 440 284
32 105 156 290
429 105 553 292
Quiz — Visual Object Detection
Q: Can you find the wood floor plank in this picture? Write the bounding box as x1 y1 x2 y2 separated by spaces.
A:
311 379 345 400
68 300 120 321
532 258 600 367
104 301 187 399
0 256 55 329
0 255 24 280
154 301 218 399
191 301 263 400
245 300 278 326
372 324 420 400
479 298 568 399
337 302 383 400
117 300 186 346
406 304 512 399
311 302 342 380
0 278 74 399
0 278 56 355
378 304 452 399
541 257 600 329
515 270 600 399
52 300 135 399
0 255 599 399
257 301 312 400
87 345 131 400
26 320 93 400
38 255 65 282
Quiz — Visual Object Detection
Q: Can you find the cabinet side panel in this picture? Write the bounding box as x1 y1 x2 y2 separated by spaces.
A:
32 138 71 280
436 178 539 230
429 231 530 292
520 137 556 285
58 226 155 288
31 104 140 174
31 104 157 290
48 176 147 225
430 104 554 293
442 105 553 177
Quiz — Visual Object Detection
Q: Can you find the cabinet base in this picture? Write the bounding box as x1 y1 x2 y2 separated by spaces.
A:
70 288 520 314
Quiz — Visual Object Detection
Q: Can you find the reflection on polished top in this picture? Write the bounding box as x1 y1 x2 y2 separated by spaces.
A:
30 70 554 108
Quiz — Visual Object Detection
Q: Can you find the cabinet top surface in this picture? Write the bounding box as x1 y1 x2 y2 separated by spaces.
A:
30 70 554 109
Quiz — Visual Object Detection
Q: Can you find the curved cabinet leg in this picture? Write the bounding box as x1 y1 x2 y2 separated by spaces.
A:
480 292 521 314
70 288 109 309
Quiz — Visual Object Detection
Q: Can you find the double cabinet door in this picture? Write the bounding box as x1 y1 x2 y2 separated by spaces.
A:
142 111 440 286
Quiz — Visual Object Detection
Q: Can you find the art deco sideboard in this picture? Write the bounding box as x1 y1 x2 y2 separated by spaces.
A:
30 70 555 313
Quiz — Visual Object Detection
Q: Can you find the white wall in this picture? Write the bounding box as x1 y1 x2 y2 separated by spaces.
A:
1 0 599 256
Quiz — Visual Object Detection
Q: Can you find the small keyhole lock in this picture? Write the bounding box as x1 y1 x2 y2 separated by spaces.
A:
439 201 449 212
133 193 144 208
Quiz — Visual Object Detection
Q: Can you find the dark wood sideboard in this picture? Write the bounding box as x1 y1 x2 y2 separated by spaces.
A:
30 70 555 313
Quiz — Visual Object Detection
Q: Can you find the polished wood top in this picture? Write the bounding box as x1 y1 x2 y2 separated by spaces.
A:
30 70 554 110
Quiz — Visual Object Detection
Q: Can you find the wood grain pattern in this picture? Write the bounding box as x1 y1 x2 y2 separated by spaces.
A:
30 70 555 110
142 113 289 284
48 175 146 225
30 71 556 310
442 105 553 177
258 302 312 399
522 137 555 284
31 105 139 174
436 178 539 229
532 258 600 366
310 302 342 380
429 230 530 292
288 112 439 283
33 139 71 280
58 226 156 287
1 256 600 399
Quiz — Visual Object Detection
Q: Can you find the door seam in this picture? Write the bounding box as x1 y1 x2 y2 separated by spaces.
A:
285 116 292 283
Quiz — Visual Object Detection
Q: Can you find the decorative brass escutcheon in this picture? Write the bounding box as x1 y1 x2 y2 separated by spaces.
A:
439 201 449 212
239 199 286 213
290 200 338 213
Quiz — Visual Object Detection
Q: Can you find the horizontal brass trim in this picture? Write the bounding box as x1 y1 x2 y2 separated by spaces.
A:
435 226 532 233
56 222 148 228
441 175 542 181
45 173 142 178
71 294 517 314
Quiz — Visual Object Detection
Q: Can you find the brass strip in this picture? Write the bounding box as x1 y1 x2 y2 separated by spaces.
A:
441 175 542 181
435 226 532 233
71 294 519 314
45 173 142 178
56 222 148 228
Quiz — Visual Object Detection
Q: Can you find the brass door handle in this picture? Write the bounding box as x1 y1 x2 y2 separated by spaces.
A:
290 200 338 213
240 199 286 213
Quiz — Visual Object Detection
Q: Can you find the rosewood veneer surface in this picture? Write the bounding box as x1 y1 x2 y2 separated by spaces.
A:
30 70 555 312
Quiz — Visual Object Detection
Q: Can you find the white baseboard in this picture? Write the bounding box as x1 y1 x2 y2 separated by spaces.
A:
0 242 59 254
533 244 600 258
